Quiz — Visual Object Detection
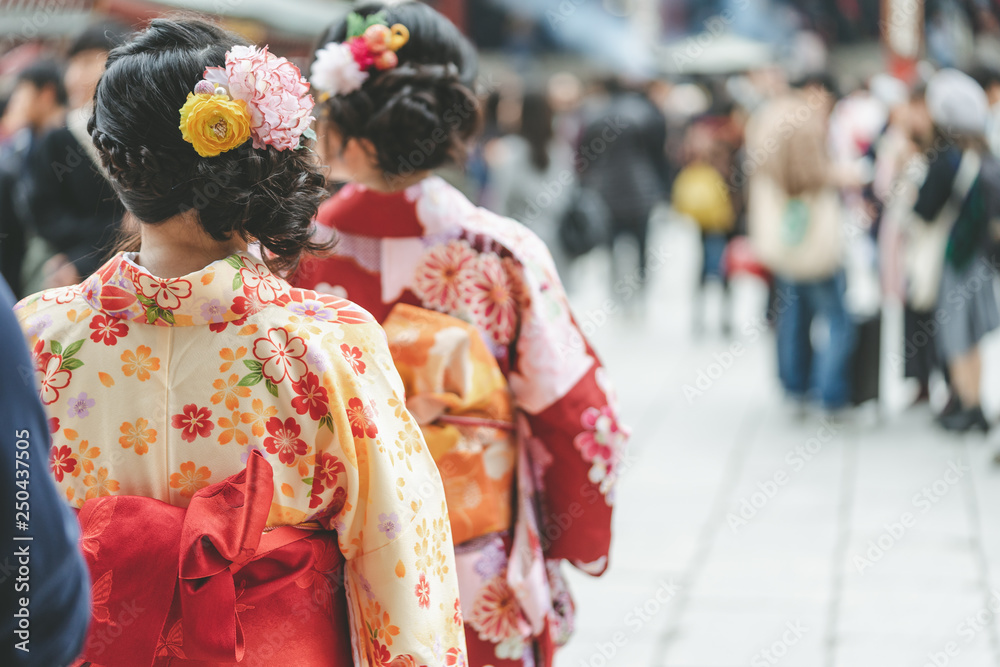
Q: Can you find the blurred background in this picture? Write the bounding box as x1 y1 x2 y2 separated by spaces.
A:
8 0 1000 665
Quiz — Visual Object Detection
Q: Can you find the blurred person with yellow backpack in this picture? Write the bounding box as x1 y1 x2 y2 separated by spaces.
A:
672 120 737 335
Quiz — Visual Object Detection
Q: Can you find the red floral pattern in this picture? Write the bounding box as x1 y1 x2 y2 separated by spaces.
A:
291 372 329 420
415 573 430 609
263 416 308 465
341 344 366 375
309 451 346 508
346 397 378 439
444 647 466 667
239 257 284 303
37 353 72 405
468 576 524 643
49 445 77 482
89 314 129 346
458 252 518 346
171 404 214 443
412 239 477 312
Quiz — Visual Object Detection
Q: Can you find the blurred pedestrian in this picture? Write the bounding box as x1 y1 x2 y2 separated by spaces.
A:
746 74 855 415
299 3 628 664
0 60 66 298
21 21 129 294
917 69 1000 433
490 88 576 280
972 66 1000 157
890 85 960 412
672 116 739 335
0 277 89 667
579 77 669 306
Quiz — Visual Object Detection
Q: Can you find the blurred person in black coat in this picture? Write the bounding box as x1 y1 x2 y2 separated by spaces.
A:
0 61 66 298
578 78 669 303
22 22 129 294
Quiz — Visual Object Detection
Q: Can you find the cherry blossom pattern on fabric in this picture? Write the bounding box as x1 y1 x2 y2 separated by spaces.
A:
169 461 212 498
347 397 378 439
415 573 431 609
89 314 128 346
50 445 77 482
32 339 83 405
291 372 330 421
263 416 309 466
252 328 308 384
171 404 214 443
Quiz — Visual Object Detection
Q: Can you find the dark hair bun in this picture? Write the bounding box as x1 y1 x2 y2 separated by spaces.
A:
317 1 481 179
89 18 330 275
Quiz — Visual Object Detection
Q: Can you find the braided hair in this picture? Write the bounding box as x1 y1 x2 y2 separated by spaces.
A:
89 18 330 275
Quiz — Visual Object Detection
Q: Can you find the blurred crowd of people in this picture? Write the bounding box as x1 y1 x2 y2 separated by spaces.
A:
452 55 1000 440
0 21 129 300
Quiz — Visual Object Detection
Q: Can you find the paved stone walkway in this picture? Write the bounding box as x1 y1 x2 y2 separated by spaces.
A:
555 216 1000 667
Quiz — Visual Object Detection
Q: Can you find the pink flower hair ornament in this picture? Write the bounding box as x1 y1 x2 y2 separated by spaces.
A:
310 11 410 99
180 44 317 157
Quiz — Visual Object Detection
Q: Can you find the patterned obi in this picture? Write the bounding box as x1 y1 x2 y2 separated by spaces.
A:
383 303 516 546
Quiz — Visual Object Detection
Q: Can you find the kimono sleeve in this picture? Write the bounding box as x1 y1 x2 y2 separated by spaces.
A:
505 238 629 575
313 321 466 667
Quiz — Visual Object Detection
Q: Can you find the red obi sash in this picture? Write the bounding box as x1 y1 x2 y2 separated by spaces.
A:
72 451 352 666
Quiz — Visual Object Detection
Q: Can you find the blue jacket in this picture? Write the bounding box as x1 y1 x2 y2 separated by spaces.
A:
0 278 90 665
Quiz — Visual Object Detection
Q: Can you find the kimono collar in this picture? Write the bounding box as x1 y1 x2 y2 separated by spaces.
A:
82 251 290 327
316 176 471 238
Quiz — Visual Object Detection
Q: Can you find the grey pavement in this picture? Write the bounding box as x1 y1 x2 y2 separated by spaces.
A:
555 215 1000 667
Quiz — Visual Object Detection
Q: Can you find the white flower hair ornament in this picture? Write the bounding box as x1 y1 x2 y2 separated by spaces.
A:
310 11 410 99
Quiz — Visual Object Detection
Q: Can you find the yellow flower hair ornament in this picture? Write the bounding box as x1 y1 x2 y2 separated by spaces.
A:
178 83 252 158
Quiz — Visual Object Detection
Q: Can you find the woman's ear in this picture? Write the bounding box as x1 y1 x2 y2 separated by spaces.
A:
341 137 388 188
347 137 380 168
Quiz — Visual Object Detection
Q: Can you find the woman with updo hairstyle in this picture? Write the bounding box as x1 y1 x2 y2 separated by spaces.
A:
14 18 465 666
296 4 629 666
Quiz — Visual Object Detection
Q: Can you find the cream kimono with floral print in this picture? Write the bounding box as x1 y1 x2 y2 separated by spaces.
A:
15 251 467 667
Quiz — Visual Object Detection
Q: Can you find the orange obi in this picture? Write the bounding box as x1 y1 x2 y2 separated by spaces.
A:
383 303 516 546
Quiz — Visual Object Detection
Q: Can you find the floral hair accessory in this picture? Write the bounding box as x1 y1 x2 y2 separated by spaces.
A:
179 90 252 158
310 11 410 98
179 45 316 157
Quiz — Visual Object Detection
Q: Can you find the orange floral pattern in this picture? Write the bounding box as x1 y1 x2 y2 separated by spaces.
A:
120 345 160 381
118 418 156 455
168 461 212 498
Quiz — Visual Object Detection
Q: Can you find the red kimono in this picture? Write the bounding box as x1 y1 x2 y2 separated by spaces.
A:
295 177 629 667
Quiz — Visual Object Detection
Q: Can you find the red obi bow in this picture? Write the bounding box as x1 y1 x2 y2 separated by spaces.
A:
73 452 351 666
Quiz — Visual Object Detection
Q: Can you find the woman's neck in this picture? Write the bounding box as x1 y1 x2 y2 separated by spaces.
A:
134 213 248 279
366 169 432 193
